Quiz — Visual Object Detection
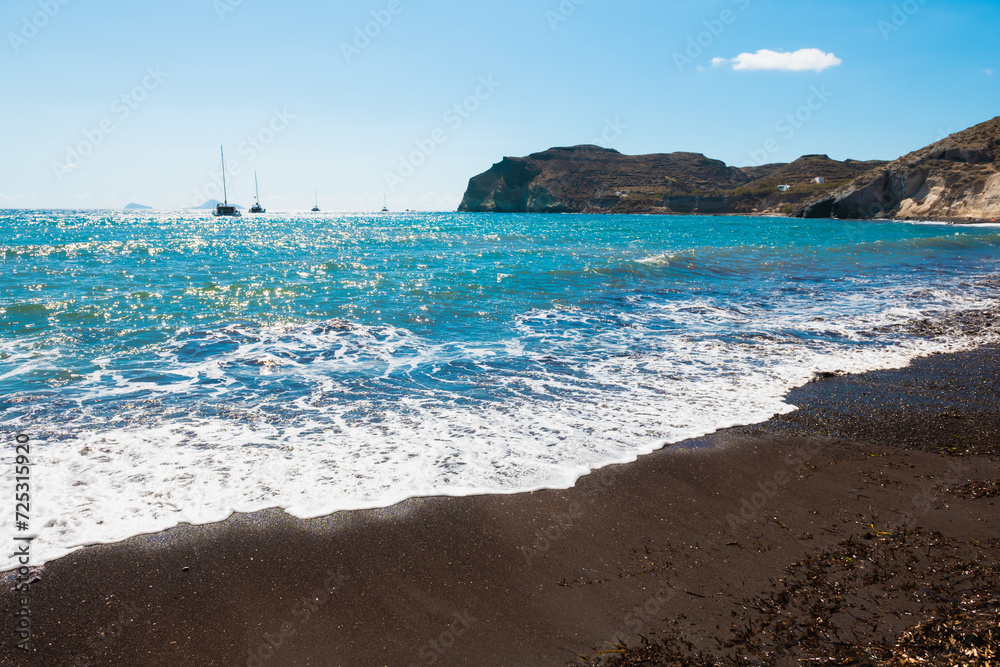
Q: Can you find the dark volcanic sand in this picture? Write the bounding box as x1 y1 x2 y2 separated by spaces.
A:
2 348 999 666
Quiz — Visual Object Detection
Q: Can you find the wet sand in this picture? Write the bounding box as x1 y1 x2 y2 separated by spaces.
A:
2 347 998 666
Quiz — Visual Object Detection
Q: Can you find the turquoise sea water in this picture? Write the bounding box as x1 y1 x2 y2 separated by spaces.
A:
3 210 1000 568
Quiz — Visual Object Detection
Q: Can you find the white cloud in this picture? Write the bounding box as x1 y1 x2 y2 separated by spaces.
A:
986 69 995 76
721 48 843 72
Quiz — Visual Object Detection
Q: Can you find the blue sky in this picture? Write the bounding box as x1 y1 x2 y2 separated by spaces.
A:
1 0 996 211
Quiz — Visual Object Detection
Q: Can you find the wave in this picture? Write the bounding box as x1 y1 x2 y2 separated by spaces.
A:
637 233 1000 276
4 276 1000 571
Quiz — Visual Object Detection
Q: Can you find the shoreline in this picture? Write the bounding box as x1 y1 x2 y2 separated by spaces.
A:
3 347 999 666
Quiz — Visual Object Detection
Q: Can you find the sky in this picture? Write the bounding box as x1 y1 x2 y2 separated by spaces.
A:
1 0 997 212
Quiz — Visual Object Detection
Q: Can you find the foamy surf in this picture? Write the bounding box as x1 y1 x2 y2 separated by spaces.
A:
2 211 1000 570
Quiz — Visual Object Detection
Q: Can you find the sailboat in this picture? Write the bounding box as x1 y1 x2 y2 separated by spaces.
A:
311 191 320 212
381 194 389 213
249 172 265 214
213 146 241 217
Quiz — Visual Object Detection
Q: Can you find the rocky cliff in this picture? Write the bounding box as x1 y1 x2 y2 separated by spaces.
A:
459 118 1000 220
794 116 1000 220
458 146 883 216
458 146 749 214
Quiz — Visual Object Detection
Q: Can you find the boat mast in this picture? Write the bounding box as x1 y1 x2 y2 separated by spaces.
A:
220 145 228 206
255 171 260 204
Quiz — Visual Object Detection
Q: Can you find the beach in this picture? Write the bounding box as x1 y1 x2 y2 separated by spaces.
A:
6 0 1000 663
4 345 998 666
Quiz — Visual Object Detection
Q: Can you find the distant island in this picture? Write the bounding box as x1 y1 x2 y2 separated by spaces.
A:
459 116 1000 221
124 203 153 210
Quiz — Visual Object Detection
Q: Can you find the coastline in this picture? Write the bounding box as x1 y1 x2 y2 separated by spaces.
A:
3 347 999 666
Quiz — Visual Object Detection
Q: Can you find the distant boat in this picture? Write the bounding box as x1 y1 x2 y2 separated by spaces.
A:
213 146 241 218
249 172 265 214
311 191 320 212
381 194 389 213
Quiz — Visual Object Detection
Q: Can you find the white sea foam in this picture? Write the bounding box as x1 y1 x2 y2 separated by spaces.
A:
3 272 1000 571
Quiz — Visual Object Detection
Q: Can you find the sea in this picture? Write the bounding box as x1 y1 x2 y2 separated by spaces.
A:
3 210 1000 571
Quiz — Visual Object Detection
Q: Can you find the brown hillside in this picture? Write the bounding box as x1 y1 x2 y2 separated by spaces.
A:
795 116 1000 220
459 148 883 215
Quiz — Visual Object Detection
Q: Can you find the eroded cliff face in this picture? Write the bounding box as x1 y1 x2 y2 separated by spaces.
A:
458 146 752 214
458 157 570 213
795 116 1000 220
459 118 1000 219
895 172 1000 219
458 147 885 216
